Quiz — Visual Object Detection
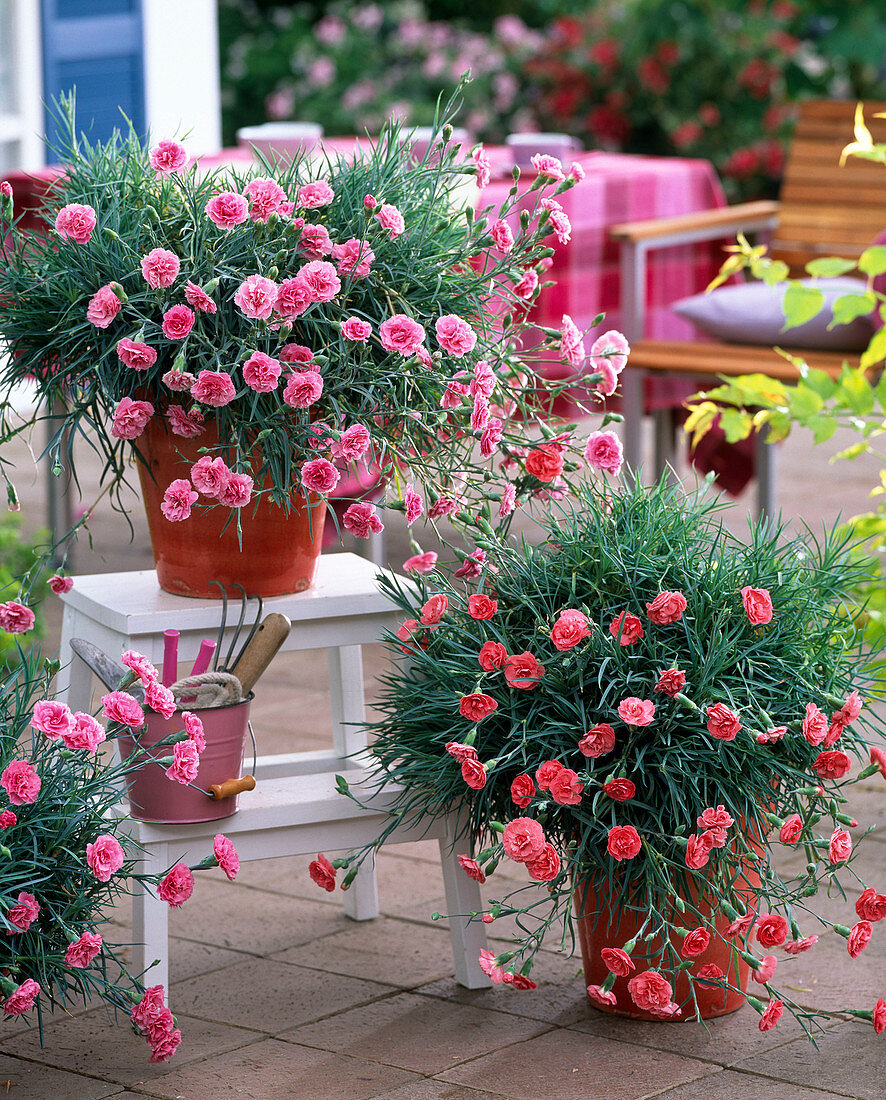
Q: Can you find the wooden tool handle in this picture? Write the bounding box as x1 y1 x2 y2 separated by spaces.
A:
230 613 291 696
209 775 256 800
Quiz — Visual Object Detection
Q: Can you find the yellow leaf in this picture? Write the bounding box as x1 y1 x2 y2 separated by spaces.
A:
840 103 874 165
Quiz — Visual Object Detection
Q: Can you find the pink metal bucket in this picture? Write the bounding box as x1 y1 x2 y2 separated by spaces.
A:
118 697 252 824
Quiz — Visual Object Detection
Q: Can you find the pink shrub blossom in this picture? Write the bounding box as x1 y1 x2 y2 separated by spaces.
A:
297 260 341 303
62 712 106 752
560 314 585 366
617 696 655 726
234 274 278 319
490 219 514 252
191 455 231 497
300 223 333 257
279 343 315 364
2 979 40 1015
144 679 176 719
403 551 438 574
87 284 122 328
331 423 371 461
343 502 383 538
163 369 196 391
141 248 180 289
0 759 40 804
0 602 35 634
275 277 312 318
540 197 571 243
7 891 39 931
191 370 237 406
121 650 158 684
101 691 145 727
54 203 96 243
158 863 195 908
297 180 335 208
117 338 157 371
245 177 286 222
331 237 375 278
379 314 426 355
375 203 405 238
111 397 153 439
149 140 187 173
300 458 340 494
217 471 254 508
607 824 642 861
205 191 249 228
435 314 477 357
471 145 491 188
65 931 103 968
167 404 204 438
531 153 565 180
341 316 371 341
590 330 630 374
282 369 324 409
48 574 73 594
167 740 200 785
584 430 623 475
161 305 195 340
184 281 217 313
86 834 125 881
183 711 206 753
31 699 75 739
214 834 240 879
242 350 281 392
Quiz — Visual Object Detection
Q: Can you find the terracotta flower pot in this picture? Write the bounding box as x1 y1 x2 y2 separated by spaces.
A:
136 418 326 598
574 869 759 1021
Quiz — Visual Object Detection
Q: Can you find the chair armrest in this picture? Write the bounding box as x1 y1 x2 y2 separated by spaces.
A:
610 200 780 249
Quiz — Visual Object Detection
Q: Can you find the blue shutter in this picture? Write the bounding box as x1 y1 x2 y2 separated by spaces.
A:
41 0 145 152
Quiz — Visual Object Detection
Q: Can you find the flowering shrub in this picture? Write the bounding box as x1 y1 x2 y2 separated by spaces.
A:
220 1 539 145
328 477 886 1035
0 650 239 1060
0 93 619 604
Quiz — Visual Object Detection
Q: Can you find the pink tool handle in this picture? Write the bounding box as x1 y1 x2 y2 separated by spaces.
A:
162 629 179 687
190 639 216 677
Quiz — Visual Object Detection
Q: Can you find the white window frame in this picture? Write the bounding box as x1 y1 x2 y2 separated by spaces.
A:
0 0 44 171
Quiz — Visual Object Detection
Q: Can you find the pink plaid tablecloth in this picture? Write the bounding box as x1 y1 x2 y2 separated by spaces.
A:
478 149 729 413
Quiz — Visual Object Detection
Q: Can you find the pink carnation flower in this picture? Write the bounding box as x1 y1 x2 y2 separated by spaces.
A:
117 338 157 371
297 260 341 303
584 431 623 475
245 177 286 222
435 314 477 358
618 697 655 726
331 237 375 279
141 248 180 289
375 203 405 238
167 740 200 785
162 369 196 391
343 502 383 538
54 202 96 243
191 455 231 498
299 222 333 258
471 145 491 189
31 699 75 739
234 274 278 319
144 680 176 722
87 284 122 328
283 369 324 409
2 979 40 1016
7 891 39 932
121 650 158 684
191 370 237 407
560 314 585 366
341 317 372 342
167 404 205 438
149 140 187 173
214 833 240 879
0 601 36 634
279 343 315 364
275 277 312 318
297 180 335 208
530 153 565 180
62 711 106 752
541 197 571 243
379 314 426 355
242 350 281 392
331 423 371 461
65 931 103 968
1 759 41 804
85 834 125 881
403 551 438 574
111 397 153 440
301 458 340 494
157 863 195 907
48 574 73 594
490 219 514 252
217 471 254 508
184 281 217 313
590 330 630 374
161 304 195 340
101 690 145 727
205 191 249 228
183 711 206 753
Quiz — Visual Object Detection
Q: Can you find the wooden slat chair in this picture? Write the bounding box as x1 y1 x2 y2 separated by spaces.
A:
610 100 886 515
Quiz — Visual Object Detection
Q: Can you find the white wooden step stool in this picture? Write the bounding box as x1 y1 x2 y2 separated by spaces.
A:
56 554 490 995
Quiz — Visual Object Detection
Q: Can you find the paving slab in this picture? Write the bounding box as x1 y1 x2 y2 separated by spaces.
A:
379 1081 510 1100
648 1067 858 1099
281 990 551 1075
168 956 395 1033
731 1022 885 1100
275 915 457 987
0 1055 122 1100
127 1037 421 1100
438 1027 720 1100
0 1007 259 1087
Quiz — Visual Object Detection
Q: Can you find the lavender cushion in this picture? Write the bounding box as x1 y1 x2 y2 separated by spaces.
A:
672 277 873 351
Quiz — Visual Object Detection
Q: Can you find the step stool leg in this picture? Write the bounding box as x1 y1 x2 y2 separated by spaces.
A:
329 644 380 920
341 851 380 921
438 817 491 989
131 841 170 1001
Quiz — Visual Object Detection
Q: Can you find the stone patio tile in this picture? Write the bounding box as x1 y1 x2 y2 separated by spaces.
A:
438 1028 719 1100
0 1055 122 1100
569 1000 842 1068
280 990 550 1075
380 1082 509 1100
166 878 351 955
108 933 247 987
0 1008 259 1087
648 1068 857 1099
275 915 456 987
132 1038 420 1100
168 956 395 1033
416 950 589 1027
772 923 886 1013
731 1022 883 1099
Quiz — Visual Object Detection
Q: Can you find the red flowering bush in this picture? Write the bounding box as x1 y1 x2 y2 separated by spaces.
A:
332 476 886 1037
